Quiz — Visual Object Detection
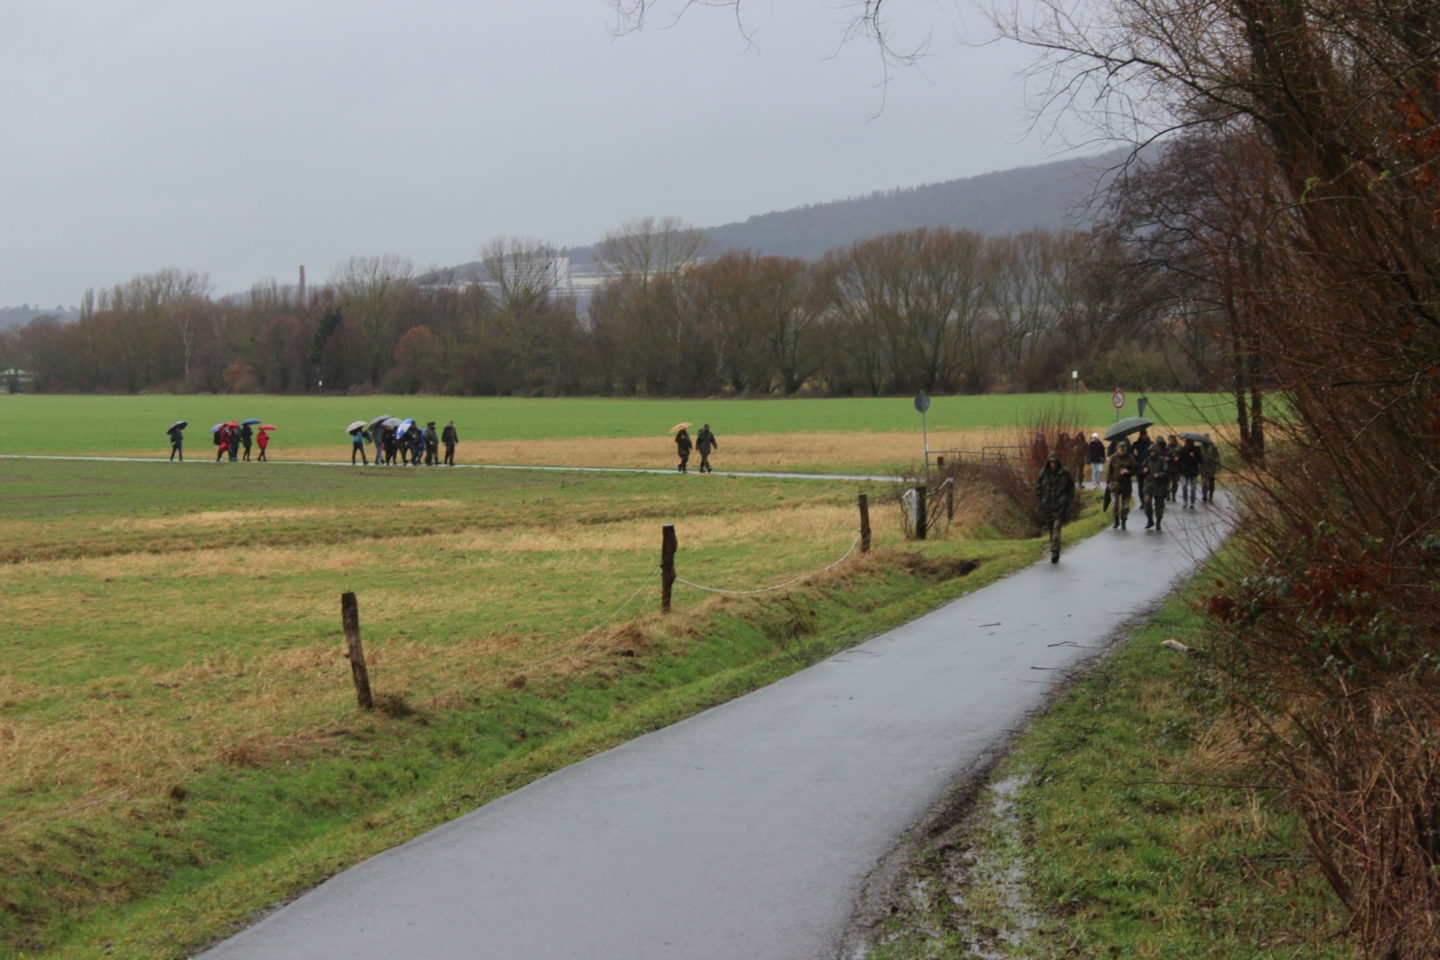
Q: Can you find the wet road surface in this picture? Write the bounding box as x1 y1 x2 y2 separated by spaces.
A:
193 494 1232 960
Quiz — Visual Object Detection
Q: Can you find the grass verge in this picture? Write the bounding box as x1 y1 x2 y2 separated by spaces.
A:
859 560 1350 959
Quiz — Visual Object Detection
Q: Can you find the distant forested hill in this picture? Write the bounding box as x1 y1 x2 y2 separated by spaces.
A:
557 150 1124 266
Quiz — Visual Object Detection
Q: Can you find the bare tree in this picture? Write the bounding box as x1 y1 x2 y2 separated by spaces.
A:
594 216 708 289
329 254 415 386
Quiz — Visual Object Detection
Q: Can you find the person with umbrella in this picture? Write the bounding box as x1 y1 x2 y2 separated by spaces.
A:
239 421 255 461
348 422 371 465
166 421 186 461
1035 451 1075 563
441 420 459 466
255 425 274 461
1106 439 1139 530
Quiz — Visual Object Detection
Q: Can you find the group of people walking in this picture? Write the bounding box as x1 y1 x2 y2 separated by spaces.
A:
1101 429 1220 532
165 420 272 462
349 419 459 466
1036 426 1222 562
673 424 718 473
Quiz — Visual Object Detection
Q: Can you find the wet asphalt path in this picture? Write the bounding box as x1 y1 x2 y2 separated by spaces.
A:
193 493 1232 960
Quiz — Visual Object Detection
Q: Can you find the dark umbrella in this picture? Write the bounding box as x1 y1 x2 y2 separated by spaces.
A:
1179 431 1211 444
1105 416 1155 441
369 414 394 429
166 420 187 433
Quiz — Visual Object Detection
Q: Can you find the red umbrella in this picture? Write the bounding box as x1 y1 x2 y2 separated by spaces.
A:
258 424 278 430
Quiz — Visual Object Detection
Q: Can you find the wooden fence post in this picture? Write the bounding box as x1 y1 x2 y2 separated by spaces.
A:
915 485 927 541
661 525 677 612
858 494 871 554
946 481 955 521
341 591 374 711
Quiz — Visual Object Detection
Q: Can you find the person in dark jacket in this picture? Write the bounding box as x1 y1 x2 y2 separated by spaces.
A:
407 426 425 465
382 426 398 465
1086 432 1106 489
441 420 458 465
239 423 253 461
1142 446 1171 531
675 428 692 473
1035 451 1075 563
1177 438 1202 507
695 424 718 473
167 423 184 461
424 422 439 466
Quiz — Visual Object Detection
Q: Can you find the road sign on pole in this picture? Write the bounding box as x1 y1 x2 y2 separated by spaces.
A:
914 393 931 475
1111 389 1126 410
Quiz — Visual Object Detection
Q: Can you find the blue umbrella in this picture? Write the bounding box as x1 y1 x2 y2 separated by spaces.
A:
241 418 262 425
208 422 225 434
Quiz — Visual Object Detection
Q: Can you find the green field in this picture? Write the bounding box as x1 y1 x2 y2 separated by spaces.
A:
0 392 1233 458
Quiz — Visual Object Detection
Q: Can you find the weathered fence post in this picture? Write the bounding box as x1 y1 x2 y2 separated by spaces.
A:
340 591 374 710
946 481 955 521
915 485 927 541
661 525 677 612
937 456 945 471
858 494 871 554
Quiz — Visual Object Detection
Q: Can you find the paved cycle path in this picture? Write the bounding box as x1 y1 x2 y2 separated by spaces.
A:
194 496 1232 960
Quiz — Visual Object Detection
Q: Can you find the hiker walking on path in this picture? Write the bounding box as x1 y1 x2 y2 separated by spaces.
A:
1107 439 1138 530
167 422 185 461
442 421 458 465
255 428 270 462
1142 445 1170 531
675 427 692 473
239 423 253 461
351 429 370 465
1177 438 1202 507
1086 432 1105 489
1201 435 1221 503
695 424 718 473
424 422 439 466
1035 451 1075 563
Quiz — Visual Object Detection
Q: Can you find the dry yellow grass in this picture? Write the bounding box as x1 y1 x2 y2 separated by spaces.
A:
257 424 1229 473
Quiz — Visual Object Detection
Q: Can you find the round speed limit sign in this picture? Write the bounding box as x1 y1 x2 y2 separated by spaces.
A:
1111 389 1126 409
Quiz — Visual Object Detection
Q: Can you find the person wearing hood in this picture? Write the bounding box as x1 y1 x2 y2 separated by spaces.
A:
1086 432 1105 489
167 423 184 461
675 427 692 473
1035 451 1075 563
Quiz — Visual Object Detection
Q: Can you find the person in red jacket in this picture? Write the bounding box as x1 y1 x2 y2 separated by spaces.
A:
256 428 270 461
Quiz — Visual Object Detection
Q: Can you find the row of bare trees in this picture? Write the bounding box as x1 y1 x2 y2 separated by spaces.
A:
1 226 1216 397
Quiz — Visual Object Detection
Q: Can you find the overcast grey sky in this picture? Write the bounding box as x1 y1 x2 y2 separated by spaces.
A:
1 0 1066 308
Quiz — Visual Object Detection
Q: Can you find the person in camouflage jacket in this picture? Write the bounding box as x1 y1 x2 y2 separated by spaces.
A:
1106 440 1139 530
1035 451 1075 563
1142 447 1171 531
